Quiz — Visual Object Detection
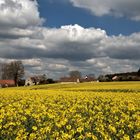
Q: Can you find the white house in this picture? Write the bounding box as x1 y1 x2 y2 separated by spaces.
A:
25 77 36 86
112 76 119 81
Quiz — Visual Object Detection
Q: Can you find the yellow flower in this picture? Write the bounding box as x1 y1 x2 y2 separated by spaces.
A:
32 126 37 131
29 133 36 139
77 127 83 133
66 125 71 130
109 125 116 134
122 134 130 140
134 132 140 140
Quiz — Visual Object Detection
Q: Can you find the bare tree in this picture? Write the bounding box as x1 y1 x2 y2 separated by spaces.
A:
87 74 95 79
0 63 3 79
69 70 81 79
1 61 24 86
138 68 140 76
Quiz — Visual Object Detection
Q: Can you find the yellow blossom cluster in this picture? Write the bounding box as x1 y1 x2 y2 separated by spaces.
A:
0 82 140 140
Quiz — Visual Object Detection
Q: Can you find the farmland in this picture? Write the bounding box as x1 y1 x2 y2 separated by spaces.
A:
0 82 140 140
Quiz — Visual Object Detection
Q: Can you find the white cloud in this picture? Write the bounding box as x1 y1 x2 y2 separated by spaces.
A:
60 24 106 42
70 0 140 21
47 64 69 71
101 33 140 59
22 58 42 67
0 0 44 28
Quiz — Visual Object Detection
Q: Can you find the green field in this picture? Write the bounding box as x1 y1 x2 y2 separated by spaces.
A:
0 82 140 140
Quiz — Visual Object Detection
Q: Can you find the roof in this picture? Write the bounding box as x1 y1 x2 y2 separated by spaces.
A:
112 76 118 80
59 77 78 82
0 80 15 85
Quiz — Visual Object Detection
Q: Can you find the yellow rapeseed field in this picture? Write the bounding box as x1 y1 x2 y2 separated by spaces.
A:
0 82 140 140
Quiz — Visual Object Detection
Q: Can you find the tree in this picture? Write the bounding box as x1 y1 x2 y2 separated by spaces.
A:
38 74 47 84
98 75 109 82
47 78 55 84
87 74 95 79
69 70 81 79
138 68 140 76
0 63 3 79
1 61 24 86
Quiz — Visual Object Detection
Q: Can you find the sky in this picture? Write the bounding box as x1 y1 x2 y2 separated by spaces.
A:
0 0 140 79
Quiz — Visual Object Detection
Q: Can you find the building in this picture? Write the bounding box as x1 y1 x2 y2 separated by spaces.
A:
0 80 15 87
25 77 38 86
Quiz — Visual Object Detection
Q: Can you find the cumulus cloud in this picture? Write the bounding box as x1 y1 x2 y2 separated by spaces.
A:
41 24 107 61
70 0 140 21
87 57 139 72
101 33 140 60
0 0 43 28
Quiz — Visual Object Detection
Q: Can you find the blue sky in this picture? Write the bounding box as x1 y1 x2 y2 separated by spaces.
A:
38 0 140 35
0 0 140 79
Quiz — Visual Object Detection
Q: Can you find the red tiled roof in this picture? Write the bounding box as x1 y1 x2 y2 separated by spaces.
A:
0 80 15 85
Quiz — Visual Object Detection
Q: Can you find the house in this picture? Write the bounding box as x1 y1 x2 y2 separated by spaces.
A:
0 80 15 88
25 75 46 86
25 77 38 86
112 76 119 81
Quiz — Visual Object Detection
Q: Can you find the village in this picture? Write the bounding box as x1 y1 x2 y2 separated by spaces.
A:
0 60 140 88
